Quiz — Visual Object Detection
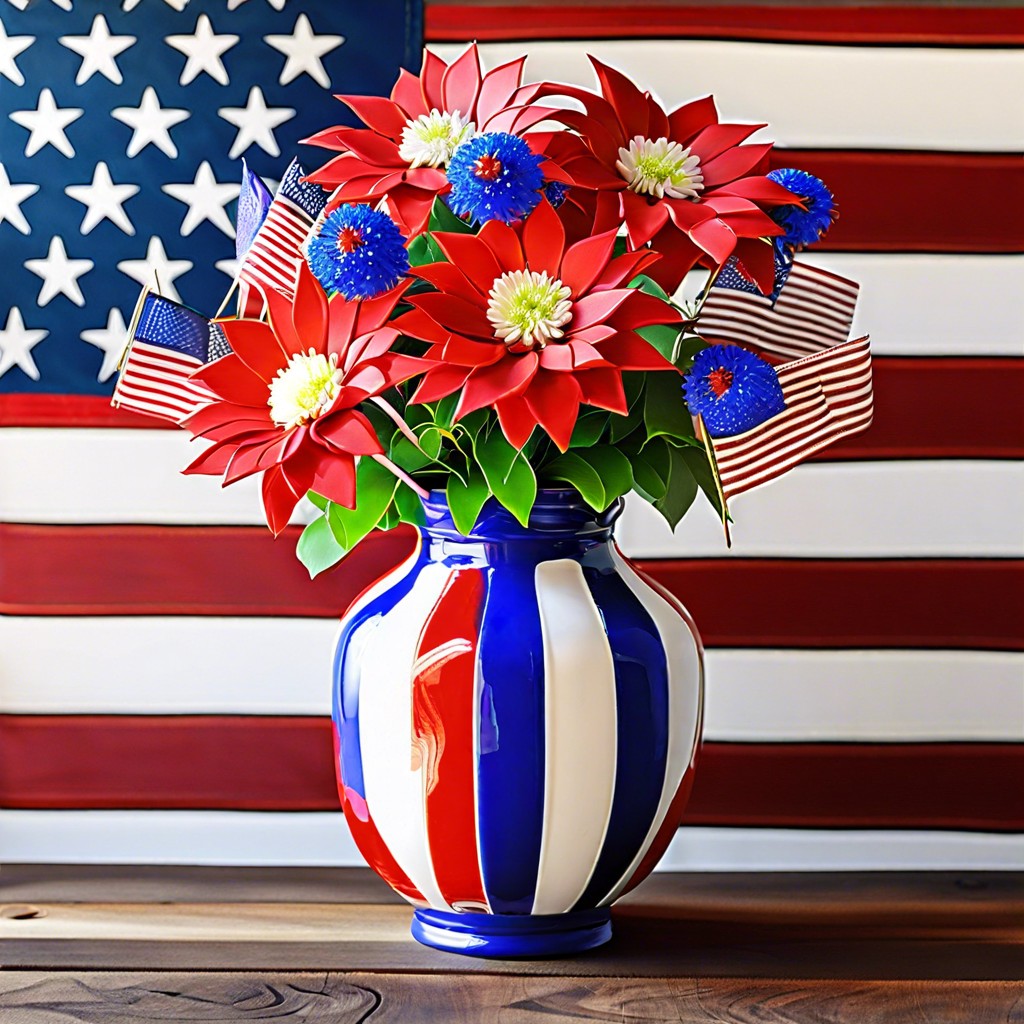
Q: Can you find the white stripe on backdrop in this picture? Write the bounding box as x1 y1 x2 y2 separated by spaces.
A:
3 429 1020 557
3 811 1023 870
431 42 1024 151
1 616 1020 742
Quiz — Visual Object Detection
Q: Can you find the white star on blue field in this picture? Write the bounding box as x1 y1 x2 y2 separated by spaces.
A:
0 0 420 393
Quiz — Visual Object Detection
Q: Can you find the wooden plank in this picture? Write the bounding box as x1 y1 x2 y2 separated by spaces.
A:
1 972 1022 1023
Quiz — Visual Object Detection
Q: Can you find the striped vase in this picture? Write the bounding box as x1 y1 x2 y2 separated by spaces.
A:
331 489 704 957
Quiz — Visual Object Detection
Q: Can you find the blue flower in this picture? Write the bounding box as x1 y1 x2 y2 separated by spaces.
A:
683 344 786 437
446 132 545 224
306 204 410 301
767 168 836 251
544 180 570 209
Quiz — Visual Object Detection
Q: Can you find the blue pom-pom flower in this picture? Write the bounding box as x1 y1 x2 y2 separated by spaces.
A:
446 132 545 224
767 168 836 251
683 344 786 437
306 204 410 301
544 180 570 209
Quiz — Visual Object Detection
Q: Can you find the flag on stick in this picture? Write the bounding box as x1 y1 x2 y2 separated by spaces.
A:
112 290 224 424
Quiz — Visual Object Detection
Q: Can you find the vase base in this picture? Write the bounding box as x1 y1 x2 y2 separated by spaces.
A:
411 906 612 958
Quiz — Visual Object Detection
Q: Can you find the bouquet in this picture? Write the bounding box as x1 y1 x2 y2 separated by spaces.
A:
113 44 871 575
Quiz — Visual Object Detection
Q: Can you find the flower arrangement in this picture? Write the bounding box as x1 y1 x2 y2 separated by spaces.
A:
115 44 868 577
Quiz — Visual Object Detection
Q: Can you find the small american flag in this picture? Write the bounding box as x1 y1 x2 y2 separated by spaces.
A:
708 335 874 503
697 258 859 361
236 158 327 313
112 291 228 424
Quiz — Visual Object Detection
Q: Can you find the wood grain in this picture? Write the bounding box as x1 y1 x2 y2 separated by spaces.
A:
1 973 1022 1023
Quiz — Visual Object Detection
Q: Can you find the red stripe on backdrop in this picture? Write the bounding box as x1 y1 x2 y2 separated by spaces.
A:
2 523 1021 651
424 4 1024 46
2 359 1020 451
770 152 1024 254
0 715 1019 830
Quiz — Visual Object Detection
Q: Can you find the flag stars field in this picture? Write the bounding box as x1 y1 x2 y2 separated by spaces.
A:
0 307 47 380
264 13 344 88
59 14 136 86
112 87 190 159
81 308 130 383
117 237 193 304
0 163 38 236
9 88 83 158
163 161 240 238
66 162 140 236
25 237 93 308
0 19 33 86
166 13 240 88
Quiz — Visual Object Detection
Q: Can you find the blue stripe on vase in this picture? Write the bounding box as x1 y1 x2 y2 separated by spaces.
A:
572 550 671 910
332 542 429 803
475 562 547 915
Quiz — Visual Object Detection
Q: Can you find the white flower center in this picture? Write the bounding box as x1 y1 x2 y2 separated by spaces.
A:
398 109 476 169
486 270 573 350
268 349 343 429
616 136 704 200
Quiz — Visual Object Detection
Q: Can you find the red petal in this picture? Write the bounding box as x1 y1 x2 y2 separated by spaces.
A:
702 144 774 188
524 371 581 452
182 401 271 439
593 249 661 290
312 408 384 456
326 293 359 361
577 367 628 415
292 262 328 353
569 339 613 369
391 67 427 118
338 94 407 140
538 344 574 370
411 363 472 403
344 327 400 371
224 435 286 485
494 394 535 450
389 187 438 237
571 289 633 330
441 43 483 119
409 292 493 340
420 50 446 111
413 262 485 304
477 219 524 273
328 129 402 167
312 452 358 510
476 56 526 124
442 334 505 367
193 354 270 406
433 231 503 294
522 197 565 277
264 286 305 357
623 193 669 247
689 123 764 163
590 56 650 138
457 352 538 416
617 291 682 330
733 237 778 295
262 466 300 536
667 95 718 144
645 94 670 139
354 279 411 335
603 331 677 371
714 175 799 206
393 307 451 346
183 436 245 476
216 319 285 383
559 230 617 298
690 217 739 266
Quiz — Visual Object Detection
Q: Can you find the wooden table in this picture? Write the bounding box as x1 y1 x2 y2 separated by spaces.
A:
0 866 1021 1021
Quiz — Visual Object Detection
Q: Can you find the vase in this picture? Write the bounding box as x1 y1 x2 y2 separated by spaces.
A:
331 489 704 957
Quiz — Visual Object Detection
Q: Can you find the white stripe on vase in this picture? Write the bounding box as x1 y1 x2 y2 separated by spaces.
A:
354 562 452 910
531 559 618 915
432 41 1024 151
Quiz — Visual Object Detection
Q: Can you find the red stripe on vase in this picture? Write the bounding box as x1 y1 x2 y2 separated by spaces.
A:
2 716 1021 831
411 570 490 911
424 4 1024 46
331 725 426 905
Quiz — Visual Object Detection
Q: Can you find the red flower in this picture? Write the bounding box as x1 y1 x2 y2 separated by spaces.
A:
536 59 798 292
395 199 680 451
305 44 561 236
182 265 425 535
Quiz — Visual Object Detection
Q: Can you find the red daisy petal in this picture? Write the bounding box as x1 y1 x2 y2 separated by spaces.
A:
193 354 270 407
689 123 765 164
391 67 427 118
457 352 539 417
413 262 486 304
312 451 358 510
521 197 565 277
701 143 774 187
476 56 526 124
312 408 384 457
667 95 718 144
262 466 301 536
410 292 493 340
433 231 503 295
559 230 618 297
571 289 634 330
477 219 525 273
337 94 408 140
494 393 536 450
411 363 473 403
420 50 447 110
524 370 581 452
442 334 505 367
590 56 650 138
215 319 286 383
441 43 483 119
576 367 629 415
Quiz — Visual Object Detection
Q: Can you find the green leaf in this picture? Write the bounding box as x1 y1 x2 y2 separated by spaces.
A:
394 481 427 527
475 429 537 527
652 443 699 531
637 322 682 362
610 372 647 443
673 333 709 372
632 436 671 501
446 462 491 536
305 489 328 512
630 273 672 302
568 409 609 448
644 369 694 443
415 425 444 461
407 231 444 267
428 197 473 235
543 445 633 512
678 443 727 520
432 392 460 430
296 515 346 579
326 458 400 551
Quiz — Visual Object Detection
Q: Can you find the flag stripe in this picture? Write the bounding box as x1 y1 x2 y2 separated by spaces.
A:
436 41 1024 152
2 524 1021 649
426 5 1024 46
1 716 1019 830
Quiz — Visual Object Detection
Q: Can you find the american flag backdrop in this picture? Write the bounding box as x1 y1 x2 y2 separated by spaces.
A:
1 2 1022 870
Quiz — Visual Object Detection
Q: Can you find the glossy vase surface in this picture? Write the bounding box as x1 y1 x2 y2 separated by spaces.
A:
332 490 704 957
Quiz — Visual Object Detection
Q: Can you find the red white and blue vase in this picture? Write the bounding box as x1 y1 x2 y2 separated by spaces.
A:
332 489 704 957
